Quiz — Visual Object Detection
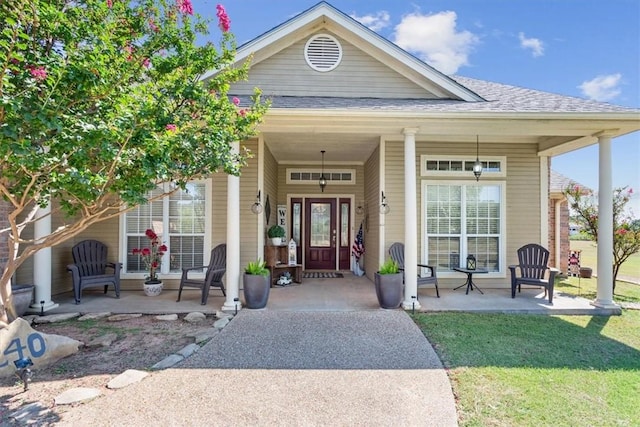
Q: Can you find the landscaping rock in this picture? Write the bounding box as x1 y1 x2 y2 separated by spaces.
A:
107 369 149 389
85 333 118 348
78 312 112 321
8 402 51 425
213 317 230 329
189 328 219 343
107 313 143 322
156 314 178 321
216 310 234 320
0 319 82 378
184 312 206 323
32 312 81 324
151 354 184 370
177 343 200 359
54 387 101 405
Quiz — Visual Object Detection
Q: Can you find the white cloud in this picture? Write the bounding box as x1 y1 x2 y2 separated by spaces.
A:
518 32 544 57
351 11 391 32
579 73 622 101
392 11 479 75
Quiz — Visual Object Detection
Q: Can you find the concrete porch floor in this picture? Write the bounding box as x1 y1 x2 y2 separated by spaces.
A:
38 272 620 316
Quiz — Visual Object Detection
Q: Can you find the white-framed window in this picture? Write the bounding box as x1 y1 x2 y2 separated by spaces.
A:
121 180 211 279
422 181 506 276
421 155 506 178
286 168 355 185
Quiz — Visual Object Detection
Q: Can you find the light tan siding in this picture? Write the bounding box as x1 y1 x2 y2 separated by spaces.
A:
239 139 260 269
263 144 278 246
381 139 542 288
232 33 437 99
383 139 406 257
363 145 380 280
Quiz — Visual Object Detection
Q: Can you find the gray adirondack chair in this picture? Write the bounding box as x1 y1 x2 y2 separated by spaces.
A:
509 243 559 304
177 244 227 305
389 242 439 298
67 240 121 304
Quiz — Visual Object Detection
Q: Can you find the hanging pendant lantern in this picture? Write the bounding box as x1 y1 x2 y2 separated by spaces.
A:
319 150 327 192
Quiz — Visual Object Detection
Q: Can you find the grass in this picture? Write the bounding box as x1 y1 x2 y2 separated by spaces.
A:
570 240 640 280
412 274 640 426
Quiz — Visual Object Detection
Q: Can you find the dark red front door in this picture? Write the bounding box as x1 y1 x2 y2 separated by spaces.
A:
305 198 336 270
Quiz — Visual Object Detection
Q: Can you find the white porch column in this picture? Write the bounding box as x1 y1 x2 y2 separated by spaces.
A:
592 134 617 309
222 141 242 312
402 128 420 310
29 205 58 312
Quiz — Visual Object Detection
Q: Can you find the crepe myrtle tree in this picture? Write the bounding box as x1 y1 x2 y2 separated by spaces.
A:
0 0 269 323
563 185 640 291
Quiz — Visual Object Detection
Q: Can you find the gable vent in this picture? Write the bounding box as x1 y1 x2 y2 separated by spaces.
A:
304 34 342 72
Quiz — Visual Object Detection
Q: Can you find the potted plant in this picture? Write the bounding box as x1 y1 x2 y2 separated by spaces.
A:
267 224 285 246
374 258 403 309
243 259 271 309
132 229 167 296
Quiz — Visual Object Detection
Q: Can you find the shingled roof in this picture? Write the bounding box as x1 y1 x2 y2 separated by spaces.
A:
236 77 638 114
550 170 591 194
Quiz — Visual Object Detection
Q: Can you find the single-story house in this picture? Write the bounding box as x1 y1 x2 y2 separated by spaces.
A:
11 2 640 312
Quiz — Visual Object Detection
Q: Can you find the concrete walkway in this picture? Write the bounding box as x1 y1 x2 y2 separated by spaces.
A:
58 310 458 426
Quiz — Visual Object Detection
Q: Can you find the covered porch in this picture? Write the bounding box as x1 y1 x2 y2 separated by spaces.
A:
40 273 619 316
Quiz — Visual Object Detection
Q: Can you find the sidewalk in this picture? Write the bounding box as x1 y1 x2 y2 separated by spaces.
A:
57 310 458 426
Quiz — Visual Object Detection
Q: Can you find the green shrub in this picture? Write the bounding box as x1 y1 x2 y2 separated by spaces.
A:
267 225 285 238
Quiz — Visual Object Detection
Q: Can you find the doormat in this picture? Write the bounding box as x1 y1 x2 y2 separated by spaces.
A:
303 272 344 279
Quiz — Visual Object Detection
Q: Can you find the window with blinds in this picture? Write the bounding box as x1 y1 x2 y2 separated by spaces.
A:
423 182 504 273
124 182 208 276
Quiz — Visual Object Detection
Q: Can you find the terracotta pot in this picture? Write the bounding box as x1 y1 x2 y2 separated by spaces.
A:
374 272 404 309
579 267 593 279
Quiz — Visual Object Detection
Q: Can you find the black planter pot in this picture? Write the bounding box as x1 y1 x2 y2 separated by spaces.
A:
10 284 35 320
243 273 271 309
374 272 403 309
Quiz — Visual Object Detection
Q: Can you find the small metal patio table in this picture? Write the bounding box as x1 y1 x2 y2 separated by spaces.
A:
453 267 488 295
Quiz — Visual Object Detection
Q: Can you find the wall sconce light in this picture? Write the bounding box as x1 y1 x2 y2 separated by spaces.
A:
319 150 327 192
380 191 390 214
251 190 263 214
355 204 364 215
473 135 483 181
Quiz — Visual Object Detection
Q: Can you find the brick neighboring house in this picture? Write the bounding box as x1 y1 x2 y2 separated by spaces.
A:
549 169 590 275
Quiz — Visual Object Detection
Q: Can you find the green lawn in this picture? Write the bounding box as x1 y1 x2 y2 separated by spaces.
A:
571 240 640 281
413 277 640 426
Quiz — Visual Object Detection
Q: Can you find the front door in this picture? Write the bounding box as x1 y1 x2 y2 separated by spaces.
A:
305 198 336 270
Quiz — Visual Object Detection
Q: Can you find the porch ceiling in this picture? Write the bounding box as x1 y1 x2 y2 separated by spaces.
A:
258 111 639 163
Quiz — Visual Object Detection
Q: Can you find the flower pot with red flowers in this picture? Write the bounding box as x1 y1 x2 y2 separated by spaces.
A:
132 229 168 296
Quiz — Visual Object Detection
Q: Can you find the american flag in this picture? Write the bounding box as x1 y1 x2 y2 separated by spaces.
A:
352 223 365 260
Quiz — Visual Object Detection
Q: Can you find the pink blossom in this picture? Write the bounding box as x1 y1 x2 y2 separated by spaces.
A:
107 0 113 8
142 58 151 68
616 229 628 236
148 18 159 32
141 248 151 256
232 96 240 106
238 109 247 117
28 65 47 81
629 188 634 195
177 0 193 15
165 124 177 132
216 4 231 32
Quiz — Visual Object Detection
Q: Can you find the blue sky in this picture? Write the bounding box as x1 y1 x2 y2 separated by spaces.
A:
192 0 640 214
